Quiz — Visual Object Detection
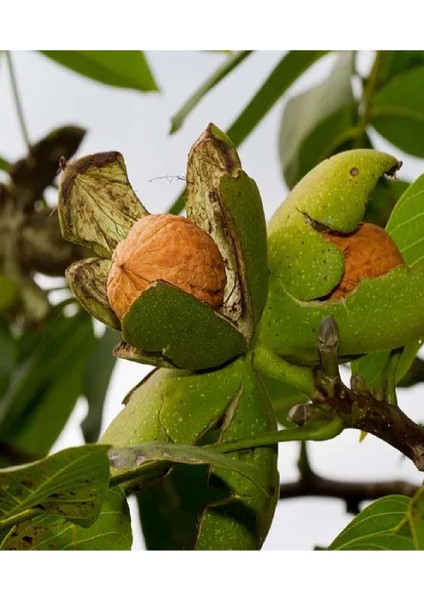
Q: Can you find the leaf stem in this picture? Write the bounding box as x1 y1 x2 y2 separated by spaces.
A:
6 51 31 151
353 50 382 147
203 417 344 454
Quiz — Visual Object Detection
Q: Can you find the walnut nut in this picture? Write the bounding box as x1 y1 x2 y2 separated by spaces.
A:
106 214 227 318
321 222 404 299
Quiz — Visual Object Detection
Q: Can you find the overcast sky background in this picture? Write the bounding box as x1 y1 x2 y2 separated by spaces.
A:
1 50 424 551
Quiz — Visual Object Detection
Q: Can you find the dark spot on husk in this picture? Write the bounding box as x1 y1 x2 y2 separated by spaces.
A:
66 151 120 178
350 167 359 176
386 161 402 177
91 152 121 168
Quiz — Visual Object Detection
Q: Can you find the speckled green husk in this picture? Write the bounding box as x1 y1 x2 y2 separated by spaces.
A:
257 149 424 368
101 356 279 549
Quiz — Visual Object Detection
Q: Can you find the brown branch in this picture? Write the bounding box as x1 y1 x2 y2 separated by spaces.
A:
313 316 424 471
279 474 419 514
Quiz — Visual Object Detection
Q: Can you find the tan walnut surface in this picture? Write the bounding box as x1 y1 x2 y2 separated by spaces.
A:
321 222 405 299
107 214 227 318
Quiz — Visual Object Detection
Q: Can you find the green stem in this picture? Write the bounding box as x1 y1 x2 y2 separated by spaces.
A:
6 51 31 151
108 418 344 490
353 50 382 148
253 344 316 397
204 417 344 454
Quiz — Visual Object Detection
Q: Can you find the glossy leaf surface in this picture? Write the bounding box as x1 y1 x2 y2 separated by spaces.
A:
377 50 424 89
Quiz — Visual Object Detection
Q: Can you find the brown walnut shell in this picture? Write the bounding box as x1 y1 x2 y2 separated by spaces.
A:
321 222 404 299
107 214 227 318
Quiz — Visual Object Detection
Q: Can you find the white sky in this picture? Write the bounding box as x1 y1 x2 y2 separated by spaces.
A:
1 50 424 553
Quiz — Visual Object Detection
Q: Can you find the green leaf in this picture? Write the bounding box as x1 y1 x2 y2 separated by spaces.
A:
165 51 328 217
81 328 119 443
0 310 96 462
386 173 424 267
279 51 356 188
227 50 328 146
170 51 252 133
0 155 11 173
377 51 424 89
364 178 410 228
40 51 158 92
351 342 421 400
1 487 131 550
371 65 424 156
352 175 424 395
329 492 424 550
0 445 110 530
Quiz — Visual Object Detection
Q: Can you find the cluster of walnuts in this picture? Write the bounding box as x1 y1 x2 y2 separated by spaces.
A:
106 211 404 320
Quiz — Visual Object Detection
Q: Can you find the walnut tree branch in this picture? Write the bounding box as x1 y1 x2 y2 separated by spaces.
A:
313 316 424 471
279 441 419 514
279 473 419 514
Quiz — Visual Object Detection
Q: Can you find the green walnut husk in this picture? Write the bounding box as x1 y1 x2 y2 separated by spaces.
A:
256 149 424 382
58 124 269 372
101 356 279 550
